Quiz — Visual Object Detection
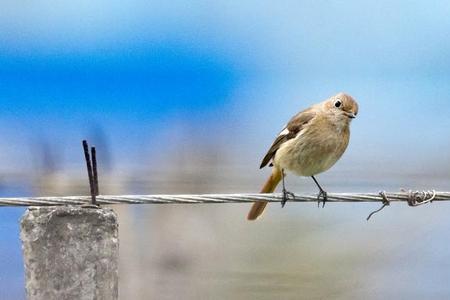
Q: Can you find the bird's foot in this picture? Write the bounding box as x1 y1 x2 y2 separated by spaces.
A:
281 189 296 208
317 189 327 208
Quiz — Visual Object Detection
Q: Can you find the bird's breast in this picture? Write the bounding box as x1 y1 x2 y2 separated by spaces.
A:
274 120 350 176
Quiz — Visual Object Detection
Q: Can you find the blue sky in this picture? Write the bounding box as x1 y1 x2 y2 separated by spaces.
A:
1 1 450 173
1 0 450 208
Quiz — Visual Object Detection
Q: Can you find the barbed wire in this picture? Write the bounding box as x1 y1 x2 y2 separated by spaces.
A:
0 190 449 207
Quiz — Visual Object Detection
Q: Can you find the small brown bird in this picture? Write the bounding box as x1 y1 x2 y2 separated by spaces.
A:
247 92 358 220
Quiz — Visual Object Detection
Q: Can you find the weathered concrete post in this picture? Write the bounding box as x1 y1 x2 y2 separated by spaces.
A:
20 206 119 300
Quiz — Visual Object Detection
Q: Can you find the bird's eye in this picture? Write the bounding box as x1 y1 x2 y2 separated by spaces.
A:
334 100 342 108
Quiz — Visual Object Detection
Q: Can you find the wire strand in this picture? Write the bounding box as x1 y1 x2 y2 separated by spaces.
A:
0 191 449 207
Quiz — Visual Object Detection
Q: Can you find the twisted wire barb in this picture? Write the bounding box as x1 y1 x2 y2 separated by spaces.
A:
0 191 449 207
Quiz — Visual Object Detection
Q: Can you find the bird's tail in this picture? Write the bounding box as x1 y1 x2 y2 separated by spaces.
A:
247 167 282 220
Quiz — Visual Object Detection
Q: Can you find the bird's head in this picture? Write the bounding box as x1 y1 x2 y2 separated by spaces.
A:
325 92 359 121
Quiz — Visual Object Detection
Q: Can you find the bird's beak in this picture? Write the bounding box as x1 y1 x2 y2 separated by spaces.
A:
345 112 356 119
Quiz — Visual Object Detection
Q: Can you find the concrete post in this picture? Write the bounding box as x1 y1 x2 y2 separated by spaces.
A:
20 206 119 300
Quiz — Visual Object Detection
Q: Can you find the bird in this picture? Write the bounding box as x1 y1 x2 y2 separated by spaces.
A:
247 92 358 220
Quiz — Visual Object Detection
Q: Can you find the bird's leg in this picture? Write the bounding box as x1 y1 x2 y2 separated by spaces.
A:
281 169 295 207
311 176 327 208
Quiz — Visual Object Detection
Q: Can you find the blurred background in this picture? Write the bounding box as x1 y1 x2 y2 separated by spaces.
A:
1 1 450 299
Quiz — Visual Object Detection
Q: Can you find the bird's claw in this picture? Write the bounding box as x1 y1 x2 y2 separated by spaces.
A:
317 190 327 208
281 189 295 208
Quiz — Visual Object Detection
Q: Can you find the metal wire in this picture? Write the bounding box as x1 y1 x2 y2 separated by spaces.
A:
1 191 449 207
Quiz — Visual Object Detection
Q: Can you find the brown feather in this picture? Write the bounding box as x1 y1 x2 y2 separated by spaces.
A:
247 167 282 220
259 109 316 169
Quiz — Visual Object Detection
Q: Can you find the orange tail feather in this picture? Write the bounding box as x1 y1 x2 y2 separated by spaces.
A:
247 168 282 220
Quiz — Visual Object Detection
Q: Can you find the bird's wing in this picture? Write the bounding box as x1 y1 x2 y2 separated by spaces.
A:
259 108 316 169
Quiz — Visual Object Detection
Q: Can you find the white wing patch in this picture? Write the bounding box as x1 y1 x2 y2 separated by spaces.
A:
278 126 289 136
